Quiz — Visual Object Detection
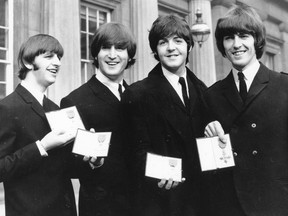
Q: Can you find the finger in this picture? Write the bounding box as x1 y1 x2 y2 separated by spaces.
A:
90 157 97 163
158 179 166 188
172 181 179 189
83 156 90 162
204 125 214 137
165 178 173 190
99 158 104 166
213 121 227 143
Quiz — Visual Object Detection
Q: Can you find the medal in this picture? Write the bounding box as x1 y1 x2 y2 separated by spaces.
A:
66 110 75 119
168 159 178 168
98 134 106 144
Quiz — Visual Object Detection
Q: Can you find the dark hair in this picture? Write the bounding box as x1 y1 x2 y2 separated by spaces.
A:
148 14 194 63
18 34 64 80
215 3 266 59
90 22 137 69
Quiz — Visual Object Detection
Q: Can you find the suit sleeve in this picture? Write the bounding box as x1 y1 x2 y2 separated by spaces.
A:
0 104 42 182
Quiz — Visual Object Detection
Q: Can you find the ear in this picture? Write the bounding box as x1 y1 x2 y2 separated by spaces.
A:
24 62 33 70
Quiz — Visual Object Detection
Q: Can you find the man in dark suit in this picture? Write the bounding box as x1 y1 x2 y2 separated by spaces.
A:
122 14 211 216
61 22 136 216
204 3 288 216
0 34 77 216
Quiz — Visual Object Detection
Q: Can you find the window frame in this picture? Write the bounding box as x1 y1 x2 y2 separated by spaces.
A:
0 0 13 98
80 1 111 83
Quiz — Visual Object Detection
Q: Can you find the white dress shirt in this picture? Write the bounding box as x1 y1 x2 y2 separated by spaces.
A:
96 71 124 101
232 60 260 92
162 66 189 105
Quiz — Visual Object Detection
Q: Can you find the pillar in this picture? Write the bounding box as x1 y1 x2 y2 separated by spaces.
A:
129 0 158 83
188 0 216 87
280 22 288 73
43 0 81 104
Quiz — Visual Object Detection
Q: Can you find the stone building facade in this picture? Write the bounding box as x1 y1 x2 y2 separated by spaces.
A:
0 0 288 214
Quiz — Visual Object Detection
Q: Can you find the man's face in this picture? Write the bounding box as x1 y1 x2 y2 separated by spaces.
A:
31 52 61 88
156 34 188 75
223 33 257 71
97 45 129 82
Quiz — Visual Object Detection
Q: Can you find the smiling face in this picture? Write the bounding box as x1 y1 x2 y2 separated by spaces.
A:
156 34 188 76
223 33 257 71
97 45 129 82
28 52 61 91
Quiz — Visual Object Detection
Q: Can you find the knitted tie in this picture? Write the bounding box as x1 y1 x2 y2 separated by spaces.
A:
179 77 190 109
238 71 248 101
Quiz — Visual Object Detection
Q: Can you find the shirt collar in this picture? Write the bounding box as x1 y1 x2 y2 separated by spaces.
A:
96 71 124 88
162 66 187 86
21 80 45 105
232 60 260 90
95 71 124 101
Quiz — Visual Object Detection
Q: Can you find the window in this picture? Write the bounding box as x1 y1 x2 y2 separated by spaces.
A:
0 0 13 99
80 2 111 83
263 52 275 71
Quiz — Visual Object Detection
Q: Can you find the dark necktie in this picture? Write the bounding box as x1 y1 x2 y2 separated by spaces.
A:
179 77 190 109
118 84 123 100
42 95 50 112
238 71 248 101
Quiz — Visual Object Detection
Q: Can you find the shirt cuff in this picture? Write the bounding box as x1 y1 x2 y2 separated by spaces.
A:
36 140 48 157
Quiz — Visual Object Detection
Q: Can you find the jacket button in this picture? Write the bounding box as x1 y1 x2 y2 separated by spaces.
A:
251 123 256 128
233 152 238 156
252 150 258 155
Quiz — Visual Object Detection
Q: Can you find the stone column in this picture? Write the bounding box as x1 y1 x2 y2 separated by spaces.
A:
43 0 81 104
129 0 158 83
188 0 216 87
279 22 288 73
211 1 234 80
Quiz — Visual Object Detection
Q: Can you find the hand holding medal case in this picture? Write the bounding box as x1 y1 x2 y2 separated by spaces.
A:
45 106 85 136
196 134 235 171
72 129 111 157
45 106 111 157
145 152 182 182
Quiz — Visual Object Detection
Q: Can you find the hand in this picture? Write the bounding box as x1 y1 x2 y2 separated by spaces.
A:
157 178 179 190
40 129 75 151
83 156 105 169
204 121 227 143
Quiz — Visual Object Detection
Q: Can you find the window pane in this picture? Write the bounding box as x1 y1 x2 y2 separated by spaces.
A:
88 34 93 58
88 8 97 33
0 63 6 81
87 62 95 78
0 28 7 48
81 33 87 59
0 83 6 100
99 11 107 26
0 50 6 61
81 17 86 32
80 6 87 32
0 0 6 26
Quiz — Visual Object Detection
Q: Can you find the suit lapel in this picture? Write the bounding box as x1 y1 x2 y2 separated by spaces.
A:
222 71 243 112
15 85 47 120
245 64 269 106
151 65 187 113
87 76 120 106
148 64 190 139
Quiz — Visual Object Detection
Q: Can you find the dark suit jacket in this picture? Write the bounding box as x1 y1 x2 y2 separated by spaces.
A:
122 63 211 216
0 85 77 216
204 63 288 216
61 75 131 216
